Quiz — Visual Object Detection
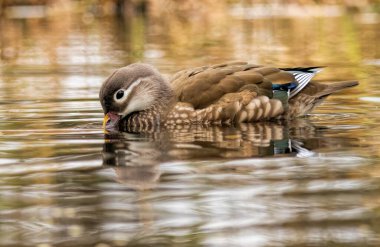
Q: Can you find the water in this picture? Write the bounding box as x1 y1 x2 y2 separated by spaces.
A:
0 2 380 246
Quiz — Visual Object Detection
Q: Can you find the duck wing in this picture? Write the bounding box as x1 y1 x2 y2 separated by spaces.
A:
280 67 323 98
170 61 298 109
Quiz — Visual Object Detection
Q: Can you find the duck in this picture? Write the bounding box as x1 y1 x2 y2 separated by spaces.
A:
99 61 358 132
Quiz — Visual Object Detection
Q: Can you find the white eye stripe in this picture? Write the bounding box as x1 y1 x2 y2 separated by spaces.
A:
113 78 142 103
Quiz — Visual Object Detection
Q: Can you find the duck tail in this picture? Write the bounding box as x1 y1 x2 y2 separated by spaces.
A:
287 80 359 118
314 80 359 98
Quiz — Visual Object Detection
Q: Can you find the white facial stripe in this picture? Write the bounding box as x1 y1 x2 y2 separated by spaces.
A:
120 78 152 116
121 77 159 117
122 78 141 103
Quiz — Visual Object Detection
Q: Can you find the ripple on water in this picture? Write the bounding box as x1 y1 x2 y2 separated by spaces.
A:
360 97 380 103
0 2 379 246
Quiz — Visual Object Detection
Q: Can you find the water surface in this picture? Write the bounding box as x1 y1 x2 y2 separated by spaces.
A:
0 2 380 247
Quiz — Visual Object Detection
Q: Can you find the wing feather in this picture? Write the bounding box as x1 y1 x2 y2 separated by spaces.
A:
171 62 297 109
282 67 324 98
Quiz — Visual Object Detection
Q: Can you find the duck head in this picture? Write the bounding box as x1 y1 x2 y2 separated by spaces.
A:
99 63 174 131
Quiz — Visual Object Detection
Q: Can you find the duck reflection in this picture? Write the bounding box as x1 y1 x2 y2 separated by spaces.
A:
102 120 327 189
102 132 164 189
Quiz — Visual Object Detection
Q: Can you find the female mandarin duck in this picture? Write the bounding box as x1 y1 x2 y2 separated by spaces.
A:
99 62 358 132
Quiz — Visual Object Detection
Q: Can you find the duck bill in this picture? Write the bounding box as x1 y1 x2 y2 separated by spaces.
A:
103 112 121 131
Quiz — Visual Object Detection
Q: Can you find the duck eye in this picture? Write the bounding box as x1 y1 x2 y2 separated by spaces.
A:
115 90 124 100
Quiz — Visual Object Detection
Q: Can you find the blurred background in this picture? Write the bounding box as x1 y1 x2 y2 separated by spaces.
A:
1 0 379 71
1 1 380 247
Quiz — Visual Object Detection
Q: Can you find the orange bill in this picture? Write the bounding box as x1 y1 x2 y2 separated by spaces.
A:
102 112 121 131
103 114 110 129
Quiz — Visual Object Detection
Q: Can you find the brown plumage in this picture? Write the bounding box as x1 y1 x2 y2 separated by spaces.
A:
287 80 359 117
99 62 358 132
